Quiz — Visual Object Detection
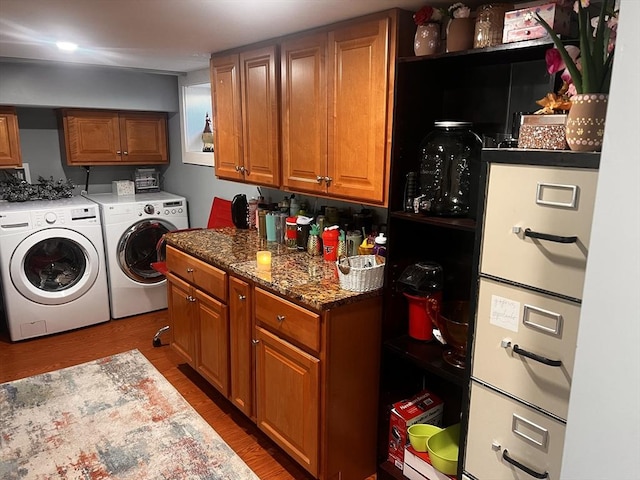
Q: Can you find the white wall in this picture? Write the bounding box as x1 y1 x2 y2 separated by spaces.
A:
561 0 640 477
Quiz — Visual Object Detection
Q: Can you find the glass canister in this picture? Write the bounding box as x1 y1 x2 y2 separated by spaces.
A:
474 3 513 48
418 121 482 217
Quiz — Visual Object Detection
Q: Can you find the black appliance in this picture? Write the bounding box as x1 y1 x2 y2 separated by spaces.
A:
231 194 249 229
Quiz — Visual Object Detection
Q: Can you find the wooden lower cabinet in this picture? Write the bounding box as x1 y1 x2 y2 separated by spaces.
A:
167 272 196 365
195 289 229 396
229 276 253 417
255 325 320 476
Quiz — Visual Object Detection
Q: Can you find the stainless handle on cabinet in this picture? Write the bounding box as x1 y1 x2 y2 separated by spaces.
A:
186 295 196 302
186 268 194 273
123 151 128 155
524 228 577 244
324 176 332 186
116 150 122 155
501 340 562 367
502 450 549 479
238 294 246 301
252 339 260 345
276 315 285 323
316 175 324 184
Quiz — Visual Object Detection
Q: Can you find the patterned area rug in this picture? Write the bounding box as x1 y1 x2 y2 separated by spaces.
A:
0 349 259 479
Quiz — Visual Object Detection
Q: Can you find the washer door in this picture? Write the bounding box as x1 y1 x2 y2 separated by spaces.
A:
10 228 100 305
118 219 176 283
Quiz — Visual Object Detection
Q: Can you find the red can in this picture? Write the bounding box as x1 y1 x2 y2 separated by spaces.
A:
322 227 339 261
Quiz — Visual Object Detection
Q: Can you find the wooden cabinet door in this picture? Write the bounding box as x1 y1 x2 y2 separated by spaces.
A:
119 112 168 164
240 45 280 187
255 326 319 477
0 107 22 168
62 109 122 165
195 289 229 396
211 54 244 181
281 33 327 194
229 276 253 417
327 17 390 203
167 272 196 365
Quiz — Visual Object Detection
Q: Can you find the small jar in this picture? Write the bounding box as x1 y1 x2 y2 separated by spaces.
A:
474 3 513 48
285 216 298 249
418 121 482 217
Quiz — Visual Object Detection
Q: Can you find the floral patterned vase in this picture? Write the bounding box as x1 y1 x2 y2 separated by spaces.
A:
414 23 441 56
446 17 475 52
565 93 609 152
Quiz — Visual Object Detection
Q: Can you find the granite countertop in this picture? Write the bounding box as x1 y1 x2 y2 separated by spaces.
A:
164 228 382 311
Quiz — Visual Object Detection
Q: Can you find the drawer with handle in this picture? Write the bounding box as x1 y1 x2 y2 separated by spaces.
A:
472 278 581 420
255 287 321 353
166 245 227 302
465 381 566 480
480 164 598 300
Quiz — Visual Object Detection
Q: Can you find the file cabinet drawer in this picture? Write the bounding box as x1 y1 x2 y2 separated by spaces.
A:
255 287 321 353
481 164 598 300
465 382 566 480
472 278 581 420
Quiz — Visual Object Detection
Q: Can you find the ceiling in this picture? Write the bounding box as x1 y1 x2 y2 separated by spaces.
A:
0 0 477 75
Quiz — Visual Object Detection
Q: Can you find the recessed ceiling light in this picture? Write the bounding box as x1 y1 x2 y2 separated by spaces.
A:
56 41 78 52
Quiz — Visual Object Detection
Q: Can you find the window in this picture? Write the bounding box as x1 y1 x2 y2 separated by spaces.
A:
179 69 214 166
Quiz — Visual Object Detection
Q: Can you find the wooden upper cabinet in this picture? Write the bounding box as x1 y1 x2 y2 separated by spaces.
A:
211 54 243 181
211 45 280 187
281 13 398 205
61 109 168 166
327 17 390 204
281 33 328 194
0 106 22 168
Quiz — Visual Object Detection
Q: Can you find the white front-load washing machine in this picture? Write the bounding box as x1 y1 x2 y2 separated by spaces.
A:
85 191 189 319
0 196 110 341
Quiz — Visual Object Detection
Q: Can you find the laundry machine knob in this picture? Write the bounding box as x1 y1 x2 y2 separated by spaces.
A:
44 212 57 224
144 204 155 215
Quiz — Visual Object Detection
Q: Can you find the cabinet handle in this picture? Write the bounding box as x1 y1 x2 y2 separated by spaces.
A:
502 450 549 479
186 295 196 302
324 176 332 186
252 339 260 345
186 268 194 273
524 228 577 244
116 150 122 155
316 175 324 184
243 168 249 175
502 340 562 367
276 315 285 322
238 294 246 301
123 151 128 155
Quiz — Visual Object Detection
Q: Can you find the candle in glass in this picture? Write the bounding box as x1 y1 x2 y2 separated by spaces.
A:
256 251 272 272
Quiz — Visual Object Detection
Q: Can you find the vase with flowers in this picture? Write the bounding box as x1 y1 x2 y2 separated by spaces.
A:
413 5 445 56
446 3 474 52
536 0 619 151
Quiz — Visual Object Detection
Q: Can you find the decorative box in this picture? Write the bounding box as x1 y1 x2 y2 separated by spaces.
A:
503 2 573 44
111 180 135 196
518 114 568 150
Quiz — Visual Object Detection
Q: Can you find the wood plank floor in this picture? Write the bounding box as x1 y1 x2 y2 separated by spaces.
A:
0 310 317 480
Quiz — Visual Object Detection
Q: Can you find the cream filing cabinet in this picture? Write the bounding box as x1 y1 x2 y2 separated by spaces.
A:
465 158 599 480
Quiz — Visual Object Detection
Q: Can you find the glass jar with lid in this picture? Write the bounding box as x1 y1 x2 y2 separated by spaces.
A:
417 121 482 217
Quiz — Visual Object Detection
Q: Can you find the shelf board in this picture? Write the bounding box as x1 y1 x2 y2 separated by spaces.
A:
390 211 477 232
384 335 468 387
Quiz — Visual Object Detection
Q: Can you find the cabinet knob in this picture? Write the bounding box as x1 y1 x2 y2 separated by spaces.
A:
316 175 324 184
324 176 332 186
252 339 260 345
234 165 241 172
186 268 194 273
276 315 285 322
238 294 246 301
123 151 128 155
116 150 122 155
186 295 196 302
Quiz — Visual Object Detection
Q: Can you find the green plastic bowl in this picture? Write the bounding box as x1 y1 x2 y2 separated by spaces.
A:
407 424 442 452
427 423 460 475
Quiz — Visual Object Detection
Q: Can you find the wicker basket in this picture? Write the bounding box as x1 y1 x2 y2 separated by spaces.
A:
336 255 385 293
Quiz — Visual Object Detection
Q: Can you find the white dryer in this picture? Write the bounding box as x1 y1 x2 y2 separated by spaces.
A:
0 196 110 341
85 192 189 319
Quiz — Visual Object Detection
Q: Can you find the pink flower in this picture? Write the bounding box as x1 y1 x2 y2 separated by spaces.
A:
545 46 580 74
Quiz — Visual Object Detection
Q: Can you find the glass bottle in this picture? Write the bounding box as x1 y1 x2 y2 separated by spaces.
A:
474 3 513 48
418 121 482 217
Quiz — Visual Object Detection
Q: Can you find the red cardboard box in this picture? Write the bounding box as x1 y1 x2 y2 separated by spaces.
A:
388 390 444 470
403 445 457 480
502 2 573 44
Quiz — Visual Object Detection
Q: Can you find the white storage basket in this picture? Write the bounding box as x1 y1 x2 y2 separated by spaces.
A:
336 255 385 293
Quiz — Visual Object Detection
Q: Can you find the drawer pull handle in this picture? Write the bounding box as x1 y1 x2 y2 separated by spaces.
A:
316 175 324 184
252 339 260 345
276 315 285 322
503 340 562 367
524 228 577 244
186 295 196 302
502 450 549 479
238 294 246 301
186 268 194 273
